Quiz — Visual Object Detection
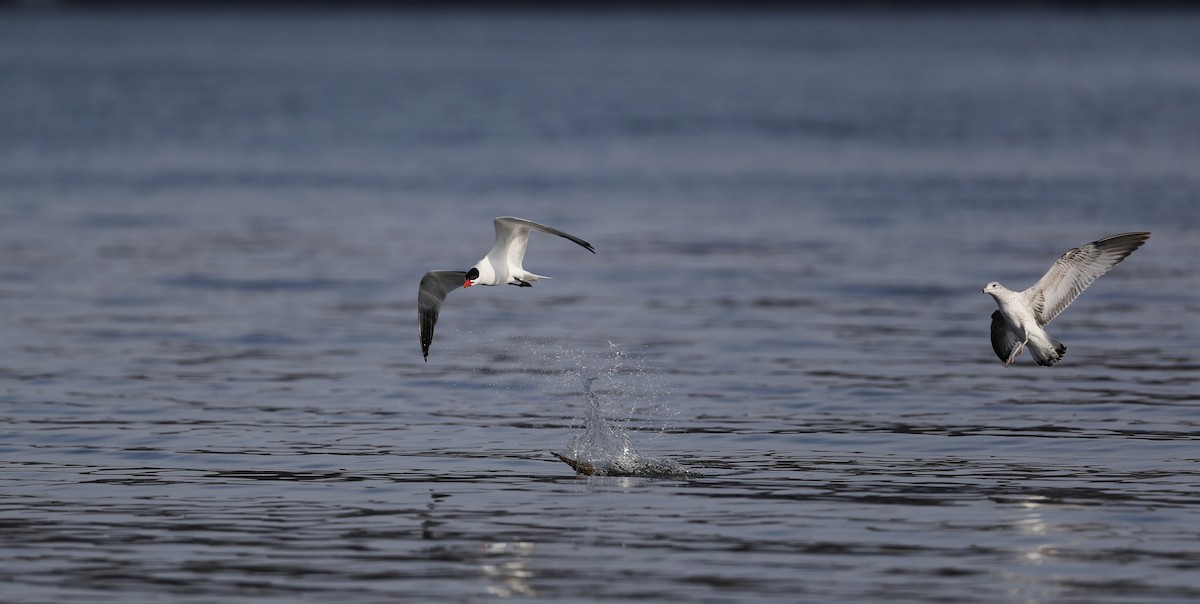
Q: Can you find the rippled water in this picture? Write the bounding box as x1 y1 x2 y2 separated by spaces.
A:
2 8 1200 603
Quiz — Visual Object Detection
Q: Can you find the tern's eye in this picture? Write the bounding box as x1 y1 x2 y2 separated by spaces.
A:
466 268 479 280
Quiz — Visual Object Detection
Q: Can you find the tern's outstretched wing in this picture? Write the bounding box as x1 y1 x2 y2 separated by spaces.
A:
418 270 467 361
487 216 595 272
1022 232 1149 326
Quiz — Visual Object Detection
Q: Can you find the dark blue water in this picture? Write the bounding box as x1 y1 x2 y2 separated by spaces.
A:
2 8 1199 603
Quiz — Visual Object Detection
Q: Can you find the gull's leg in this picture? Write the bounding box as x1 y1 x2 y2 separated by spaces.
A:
1002 328 1029 367
1006 333 1030 367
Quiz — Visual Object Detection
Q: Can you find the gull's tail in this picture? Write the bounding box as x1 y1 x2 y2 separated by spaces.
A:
1030 334 1068 367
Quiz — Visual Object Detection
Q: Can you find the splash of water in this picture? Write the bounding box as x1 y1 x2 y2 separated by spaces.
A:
554 345 694 478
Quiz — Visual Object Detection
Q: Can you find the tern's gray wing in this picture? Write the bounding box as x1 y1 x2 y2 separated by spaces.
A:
489 216 595 271
418 271 467 361
989 310 1024 366
1022 232 1149 326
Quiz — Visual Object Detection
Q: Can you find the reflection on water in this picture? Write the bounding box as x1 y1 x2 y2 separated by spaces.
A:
1005 496 1060 604
481 541 537 598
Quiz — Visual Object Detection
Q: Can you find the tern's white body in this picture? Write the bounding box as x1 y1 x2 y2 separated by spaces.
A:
466 217 584 287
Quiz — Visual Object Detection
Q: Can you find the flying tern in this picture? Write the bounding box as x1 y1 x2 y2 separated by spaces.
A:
418 216 595 361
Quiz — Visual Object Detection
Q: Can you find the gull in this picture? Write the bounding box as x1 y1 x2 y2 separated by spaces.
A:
418 216 595 361
982 232 1150 367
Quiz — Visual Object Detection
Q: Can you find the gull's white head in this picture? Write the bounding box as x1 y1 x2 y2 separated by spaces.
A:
981 281 1005 295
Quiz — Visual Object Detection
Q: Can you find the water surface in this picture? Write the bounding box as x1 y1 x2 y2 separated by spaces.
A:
1 8 1199 603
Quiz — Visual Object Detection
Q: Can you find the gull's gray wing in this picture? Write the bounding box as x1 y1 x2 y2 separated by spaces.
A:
1021 232 1149 326
418 270 467 361
990 310 1024 366
489 216 595 271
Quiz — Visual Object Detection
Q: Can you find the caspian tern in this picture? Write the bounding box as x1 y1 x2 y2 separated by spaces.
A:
418 216 595 361
982 232 1150 367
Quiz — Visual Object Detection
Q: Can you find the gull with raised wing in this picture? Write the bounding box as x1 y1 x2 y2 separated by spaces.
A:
982 232 1150 367
418 216 595 361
